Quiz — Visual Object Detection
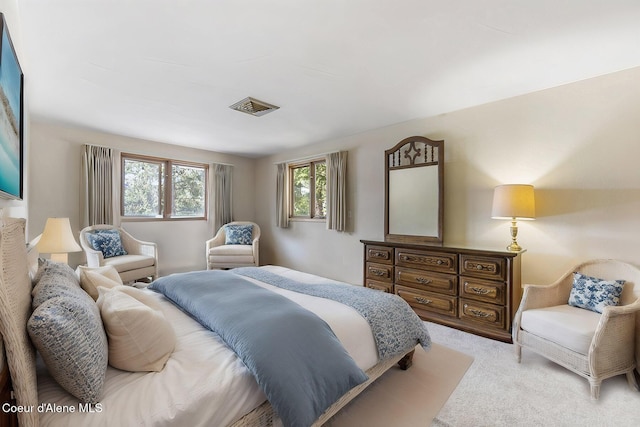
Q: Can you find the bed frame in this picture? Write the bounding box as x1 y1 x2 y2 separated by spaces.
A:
0 349 413 427
0 217 415 426
231 350 414 427
0 362 18 427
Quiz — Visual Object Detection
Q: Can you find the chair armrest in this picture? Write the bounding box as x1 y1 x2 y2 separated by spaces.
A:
79 229 105 267
252 238 260 266
84 248 104 268
601 299 640 317
518 283 568 312
119 229 159 279
589 299 640 368
134 240 157 258
120 230 158 258
513 277 573 343
206 233 226 252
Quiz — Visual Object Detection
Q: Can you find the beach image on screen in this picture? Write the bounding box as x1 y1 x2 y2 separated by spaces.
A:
0 24 22 199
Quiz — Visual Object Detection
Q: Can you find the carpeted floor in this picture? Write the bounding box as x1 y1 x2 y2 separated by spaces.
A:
428 321 640 427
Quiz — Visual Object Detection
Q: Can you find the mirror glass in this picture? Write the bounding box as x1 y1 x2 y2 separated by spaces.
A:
385 136 444 245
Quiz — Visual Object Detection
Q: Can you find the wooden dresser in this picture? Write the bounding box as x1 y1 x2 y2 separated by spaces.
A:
362 240 523 343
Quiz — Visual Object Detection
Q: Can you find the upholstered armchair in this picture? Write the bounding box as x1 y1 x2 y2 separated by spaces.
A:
80 225 158 283
513 259 640 399
206 221 260 269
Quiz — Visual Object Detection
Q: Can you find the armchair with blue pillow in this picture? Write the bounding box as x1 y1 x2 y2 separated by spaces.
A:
80 225 158 283
206 221 260 269
512 259 640 399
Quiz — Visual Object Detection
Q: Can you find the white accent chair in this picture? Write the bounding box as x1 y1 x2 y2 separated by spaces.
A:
206 221 260 269
512 259 640 399
80 225 158 283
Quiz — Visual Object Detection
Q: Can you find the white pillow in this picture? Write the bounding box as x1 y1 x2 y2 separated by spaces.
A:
77 265 123 300
96 286 175 372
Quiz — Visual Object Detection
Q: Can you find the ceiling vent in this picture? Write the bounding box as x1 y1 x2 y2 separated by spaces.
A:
229 97 280 117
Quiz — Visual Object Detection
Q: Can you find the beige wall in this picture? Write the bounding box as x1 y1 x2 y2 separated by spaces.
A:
255 66 640 286
28 122 256 274
25 66 640 286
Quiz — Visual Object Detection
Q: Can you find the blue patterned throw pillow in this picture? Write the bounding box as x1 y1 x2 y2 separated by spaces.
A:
568 272 625 313
224 224 253 245
27 288 108 403
86 229 128 258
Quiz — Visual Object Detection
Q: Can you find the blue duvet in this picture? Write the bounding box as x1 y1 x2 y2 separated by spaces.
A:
149 270 367 427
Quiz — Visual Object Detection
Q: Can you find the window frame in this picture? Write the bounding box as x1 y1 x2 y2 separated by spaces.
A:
288 158 326 221
121 153 209 221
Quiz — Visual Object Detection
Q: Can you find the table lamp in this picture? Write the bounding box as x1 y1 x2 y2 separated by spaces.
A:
36 217 82 263
491 184 535 251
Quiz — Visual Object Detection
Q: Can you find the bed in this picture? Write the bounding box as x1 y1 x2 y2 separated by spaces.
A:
0 217 430 427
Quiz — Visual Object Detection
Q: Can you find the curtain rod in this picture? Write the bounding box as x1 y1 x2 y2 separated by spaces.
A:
85 144 236 167
273 150 344 165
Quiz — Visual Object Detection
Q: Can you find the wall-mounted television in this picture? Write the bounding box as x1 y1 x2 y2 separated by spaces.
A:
0 13 23 200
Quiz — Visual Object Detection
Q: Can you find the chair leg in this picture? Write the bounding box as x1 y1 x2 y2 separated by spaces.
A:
626 370 639 391
589 378 601 400
514 342 522 363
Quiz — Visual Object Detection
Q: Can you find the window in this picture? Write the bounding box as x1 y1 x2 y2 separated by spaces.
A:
289 159 326 219
121 154 208 220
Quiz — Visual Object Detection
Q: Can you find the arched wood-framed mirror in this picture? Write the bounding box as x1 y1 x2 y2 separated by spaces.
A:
385 136 444 245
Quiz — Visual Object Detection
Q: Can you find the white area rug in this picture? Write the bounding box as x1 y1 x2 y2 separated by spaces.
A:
428 322 640 427
326 338 473 427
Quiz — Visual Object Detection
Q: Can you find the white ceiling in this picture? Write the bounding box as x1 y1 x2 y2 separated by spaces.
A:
17 0 640 158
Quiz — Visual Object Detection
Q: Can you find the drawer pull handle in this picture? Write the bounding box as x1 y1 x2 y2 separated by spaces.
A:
400 254 448 267
469 286 490 295
469 309 490 318
415 297 432 305
416 277 432 284
370 268 386 277
467 262 496 272
371 251 388 259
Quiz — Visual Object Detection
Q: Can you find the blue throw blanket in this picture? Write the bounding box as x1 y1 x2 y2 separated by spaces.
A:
233 267 431 360
149 271 367 427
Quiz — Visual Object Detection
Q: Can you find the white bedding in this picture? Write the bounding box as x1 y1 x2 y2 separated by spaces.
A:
37 266 378 427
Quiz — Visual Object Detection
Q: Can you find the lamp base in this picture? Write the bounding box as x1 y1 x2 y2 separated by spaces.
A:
506 242 523 252
507 220 523 252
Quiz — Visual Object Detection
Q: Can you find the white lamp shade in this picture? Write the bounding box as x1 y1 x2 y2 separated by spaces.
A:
491 184 535 220
36 217 82 254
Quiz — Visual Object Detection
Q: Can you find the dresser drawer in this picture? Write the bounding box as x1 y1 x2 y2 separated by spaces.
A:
365 245 393 265
395 249 457 274
459 299 506 329
396 267 457 295
460 276 505 305
366 262 393 282
395 285 457 317
365 279 393 293
460 255 507 281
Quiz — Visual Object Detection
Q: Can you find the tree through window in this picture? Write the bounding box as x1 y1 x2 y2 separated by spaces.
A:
289 159 326 219
121 154 208 220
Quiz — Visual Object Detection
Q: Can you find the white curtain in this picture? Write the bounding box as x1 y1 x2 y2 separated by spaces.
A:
210 163 233 232
275 163 289 228
326 151 348 231
81 145 119 227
